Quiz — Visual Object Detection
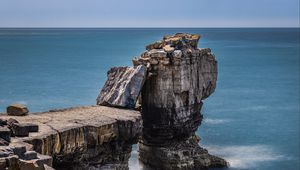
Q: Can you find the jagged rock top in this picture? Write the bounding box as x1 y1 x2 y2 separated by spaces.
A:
132 33 213 68
146 33 201 51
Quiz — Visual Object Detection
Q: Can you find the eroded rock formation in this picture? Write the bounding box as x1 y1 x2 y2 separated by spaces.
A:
133 33 228 169
97 33 227 169
1 32 227 170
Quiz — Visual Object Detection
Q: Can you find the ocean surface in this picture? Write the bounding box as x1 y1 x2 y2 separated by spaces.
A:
0 28 299 170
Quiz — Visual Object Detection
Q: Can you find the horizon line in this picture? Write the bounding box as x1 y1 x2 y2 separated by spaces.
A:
0 26 299 29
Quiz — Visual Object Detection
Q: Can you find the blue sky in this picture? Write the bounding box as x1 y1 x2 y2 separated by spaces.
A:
0 0 299 27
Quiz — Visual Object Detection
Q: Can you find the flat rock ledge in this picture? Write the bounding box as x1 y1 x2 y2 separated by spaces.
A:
0 106 142 170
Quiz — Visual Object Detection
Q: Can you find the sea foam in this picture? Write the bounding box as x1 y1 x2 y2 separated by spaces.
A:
205 144 286 169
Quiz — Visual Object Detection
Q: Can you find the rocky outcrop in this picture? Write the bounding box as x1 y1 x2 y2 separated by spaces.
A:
0 106 142 170
96 33 227 169
97 65 147 109
1 32 226 170
0 143 53 170
132 33 228 169
139 135 227 169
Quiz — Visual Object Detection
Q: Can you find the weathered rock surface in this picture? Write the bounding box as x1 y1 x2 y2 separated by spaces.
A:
0 105 142 169
97 65 147 109
133 33 227 169
139 136 227 170
0 143 53 170
7 104 29 116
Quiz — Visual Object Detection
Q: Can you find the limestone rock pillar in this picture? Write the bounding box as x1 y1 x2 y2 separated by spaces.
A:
133 33 228 169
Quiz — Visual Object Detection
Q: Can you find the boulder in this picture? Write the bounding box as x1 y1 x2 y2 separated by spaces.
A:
7 104 29 116
97 65 147 109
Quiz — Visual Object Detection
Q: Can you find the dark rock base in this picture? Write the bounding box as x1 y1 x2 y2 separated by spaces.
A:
139 136 228 170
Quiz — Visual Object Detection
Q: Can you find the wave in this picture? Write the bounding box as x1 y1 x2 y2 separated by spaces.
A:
203 118 232 125
129 144 292 170
205 144 288 169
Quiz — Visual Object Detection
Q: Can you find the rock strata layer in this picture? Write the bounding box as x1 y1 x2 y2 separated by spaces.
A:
0 106 142 170
133 33 228 169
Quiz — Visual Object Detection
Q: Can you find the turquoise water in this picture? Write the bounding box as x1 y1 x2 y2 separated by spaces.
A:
0 28 299 170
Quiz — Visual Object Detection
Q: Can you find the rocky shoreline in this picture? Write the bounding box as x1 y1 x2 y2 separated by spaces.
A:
1 33 228 170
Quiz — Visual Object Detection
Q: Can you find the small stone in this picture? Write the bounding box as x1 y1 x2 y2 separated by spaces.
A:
0 127 11 143
163 44 175 53
7 104 29 116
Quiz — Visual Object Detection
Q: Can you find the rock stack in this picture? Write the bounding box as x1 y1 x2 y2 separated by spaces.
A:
131 33 227 169
97 33 228 169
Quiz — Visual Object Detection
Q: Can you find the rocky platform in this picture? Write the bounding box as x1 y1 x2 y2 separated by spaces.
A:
0 106 142 170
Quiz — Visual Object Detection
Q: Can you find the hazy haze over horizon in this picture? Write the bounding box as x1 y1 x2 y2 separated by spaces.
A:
0 0 299 27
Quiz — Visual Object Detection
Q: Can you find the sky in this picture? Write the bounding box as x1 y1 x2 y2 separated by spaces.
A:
0 0 299 27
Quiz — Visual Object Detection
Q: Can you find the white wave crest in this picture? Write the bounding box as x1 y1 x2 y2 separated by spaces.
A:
203 118 232 125
205 144 286 169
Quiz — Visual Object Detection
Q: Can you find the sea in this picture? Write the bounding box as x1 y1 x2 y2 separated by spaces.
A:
0 28 299 170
